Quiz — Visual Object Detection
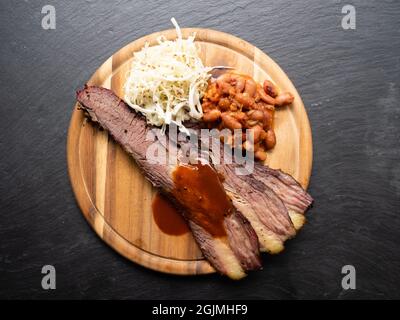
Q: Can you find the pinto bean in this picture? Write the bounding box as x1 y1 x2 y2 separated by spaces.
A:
203 109 221 122
235 77 246 93
218 81 235 95
232 111 247 122
248 109 264 121
250 125 263 144
216 73 234 85
275 92 294 107
217 73 242 91
234 92 255 109
258 86 276 105
262 109 273 129
244 78 257 97
252 102 263 110
263 80 278 98
255 150 267 161
258 102 275 111
264 129 276 149
221 112 242 130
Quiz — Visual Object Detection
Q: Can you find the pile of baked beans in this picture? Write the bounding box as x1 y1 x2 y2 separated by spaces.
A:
201 73 294 161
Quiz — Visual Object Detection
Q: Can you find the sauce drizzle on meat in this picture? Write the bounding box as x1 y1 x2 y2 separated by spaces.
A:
172 162 232 237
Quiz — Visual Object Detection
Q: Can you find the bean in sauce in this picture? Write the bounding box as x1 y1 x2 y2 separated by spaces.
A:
201 72 294 161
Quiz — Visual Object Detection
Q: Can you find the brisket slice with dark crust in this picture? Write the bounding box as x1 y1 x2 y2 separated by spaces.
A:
189 128 313 231
253 164 313 213
219 161 313 249
188 130 312 253
76 86 261 279
218 163 296 253
168 128 297 254
252 164 313 230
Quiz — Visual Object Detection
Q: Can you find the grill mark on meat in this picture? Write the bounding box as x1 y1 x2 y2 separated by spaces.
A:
76 86 261 279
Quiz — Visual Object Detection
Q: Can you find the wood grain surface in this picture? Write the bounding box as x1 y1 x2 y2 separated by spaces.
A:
67 28 312 275
1 0 399 299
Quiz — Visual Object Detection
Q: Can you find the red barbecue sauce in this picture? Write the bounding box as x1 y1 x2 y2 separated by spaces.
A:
152 193 189 236
152 163 232 237
171 163 232 237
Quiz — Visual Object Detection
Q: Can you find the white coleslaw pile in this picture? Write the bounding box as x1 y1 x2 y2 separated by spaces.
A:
124 18 212 135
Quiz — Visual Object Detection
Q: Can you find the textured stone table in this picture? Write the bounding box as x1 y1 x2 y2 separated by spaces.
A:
0 0 399 299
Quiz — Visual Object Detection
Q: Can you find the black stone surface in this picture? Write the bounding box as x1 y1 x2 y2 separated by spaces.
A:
0 0 399 299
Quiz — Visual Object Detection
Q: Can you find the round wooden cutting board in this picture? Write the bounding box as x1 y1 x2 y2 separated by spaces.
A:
67 28 313 276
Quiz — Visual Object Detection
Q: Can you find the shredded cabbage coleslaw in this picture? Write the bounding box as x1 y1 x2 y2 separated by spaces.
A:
124 18 212 135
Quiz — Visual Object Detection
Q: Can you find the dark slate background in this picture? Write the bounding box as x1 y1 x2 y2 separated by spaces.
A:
0 0 399 300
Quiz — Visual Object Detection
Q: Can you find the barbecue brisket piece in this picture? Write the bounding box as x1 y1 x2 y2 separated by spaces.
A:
219 162 313 251
219 163 297 253
76 86 261 279
250 164 313 230
189 131 312 253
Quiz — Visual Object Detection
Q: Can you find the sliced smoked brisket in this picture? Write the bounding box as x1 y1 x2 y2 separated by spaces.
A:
76 85 313 274
76 86 261 279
